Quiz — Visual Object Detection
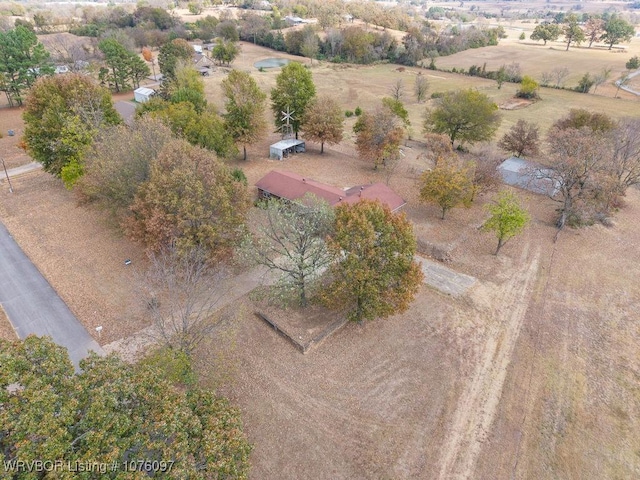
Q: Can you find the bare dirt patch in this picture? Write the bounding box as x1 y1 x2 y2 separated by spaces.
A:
500 98 534 110
255 301 347 354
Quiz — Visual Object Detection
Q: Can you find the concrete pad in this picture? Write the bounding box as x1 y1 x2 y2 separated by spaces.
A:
416 255 477 297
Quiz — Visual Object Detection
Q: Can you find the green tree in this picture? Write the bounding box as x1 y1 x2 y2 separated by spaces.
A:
482 190 530 255
0 336 252 478
23 74 121 180
423 89 501 147
167 62 207 112
211 39 239 66
301 95 344 153
98 38 150 92
419 158 474 219
601 16 635 50
246 194 335 307
530 23 561 45
519 32 525 40
498 119 540 158
382 96 410 127
320 200 423 323
222 69 267 160
158 38 194 82
188 1 203 15
125 139 250 257
516 75 539 99
270 61 316 138
141 99 237 159
575 73 596 93
0 25 54 106
563 14 585 51
626 56 640 70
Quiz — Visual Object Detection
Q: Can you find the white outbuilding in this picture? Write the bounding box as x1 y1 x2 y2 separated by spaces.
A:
134 87 155 103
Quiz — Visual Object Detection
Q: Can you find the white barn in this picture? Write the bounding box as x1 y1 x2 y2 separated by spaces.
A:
134 87 155 103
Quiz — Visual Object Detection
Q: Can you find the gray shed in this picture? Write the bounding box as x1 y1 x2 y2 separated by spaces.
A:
269 139 305 160
498 156 558 196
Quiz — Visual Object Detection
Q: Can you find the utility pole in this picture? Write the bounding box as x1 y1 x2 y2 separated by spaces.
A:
1 158 13 193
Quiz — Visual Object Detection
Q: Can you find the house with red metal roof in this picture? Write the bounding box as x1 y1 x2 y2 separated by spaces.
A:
255 170 406 212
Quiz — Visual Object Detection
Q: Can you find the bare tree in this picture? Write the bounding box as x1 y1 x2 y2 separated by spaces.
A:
539 127 612 233
551 66 570 88
414 73 429 102
615 72 631 98
592 66 612 94
610 118 640 192
390 79 405 101
245 195 335 307
143 246 230 356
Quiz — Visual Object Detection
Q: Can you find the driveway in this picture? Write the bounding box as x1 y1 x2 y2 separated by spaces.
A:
0 221 103 368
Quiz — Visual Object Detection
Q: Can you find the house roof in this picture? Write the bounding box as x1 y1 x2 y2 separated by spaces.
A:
342 183 407 211
134 87 155 96
255 170 406 211
256 170 344 205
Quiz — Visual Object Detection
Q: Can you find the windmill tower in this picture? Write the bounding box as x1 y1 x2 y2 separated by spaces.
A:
280 106 295 139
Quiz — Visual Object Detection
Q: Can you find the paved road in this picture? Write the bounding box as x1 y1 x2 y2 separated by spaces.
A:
0 221 103 367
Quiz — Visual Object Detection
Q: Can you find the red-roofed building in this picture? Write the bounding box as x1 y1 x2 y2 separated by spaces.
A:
255 170 406 212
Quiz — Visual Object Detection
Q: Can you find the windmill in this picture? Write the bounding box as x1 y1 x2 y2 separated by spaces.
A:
279 106 295 139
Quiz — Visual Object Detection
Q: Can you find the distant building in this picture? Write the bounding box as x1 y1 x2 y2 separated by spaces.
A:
285 15 304 25
256 170 407 212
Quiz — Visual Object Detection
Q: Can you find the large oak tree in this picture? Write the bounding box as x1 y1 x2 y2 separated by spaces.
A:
0 25 53 106
0 336 251 479
301 95 344 154
23 73 121 184
320 200 423 323
270 61 316 138
125 139 251 258
423 89 501 147
222 69 267 160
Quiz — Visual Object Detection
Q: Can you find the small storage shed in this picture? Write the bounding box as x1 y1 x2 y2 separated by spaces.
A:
134 87 155 103
498 156 558 196
269 139 306 160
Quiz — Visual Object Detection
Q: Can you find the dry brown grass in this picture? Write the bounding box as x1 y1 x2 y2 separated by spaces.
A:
0 305 17 341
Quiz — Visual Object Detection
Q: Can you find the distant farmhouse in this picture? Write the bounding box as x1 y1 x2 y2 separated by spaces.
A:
256 170 406 212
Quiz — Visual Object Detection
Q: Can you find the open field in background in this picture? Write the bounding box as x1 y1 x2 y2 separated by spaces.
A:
1 31 640 479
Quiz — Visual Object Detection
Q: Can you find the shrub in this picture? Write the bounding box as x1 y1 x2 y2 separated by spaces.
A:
626 56 640 70
354 106 362 116
431 91 444 99
345 110 354 117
